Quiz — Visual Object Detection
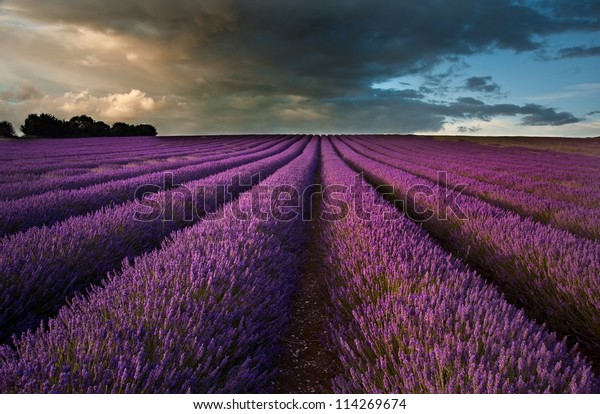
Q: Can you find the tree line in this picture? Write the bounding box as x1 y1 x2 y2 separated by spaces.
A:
0 114 157 138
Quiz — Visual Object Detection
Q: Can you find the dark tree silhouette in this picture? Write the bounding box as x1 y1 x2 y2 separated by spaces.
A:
18 113 157 138
69 115 95 135
109 122 134 137
109 122 157 137
92 121 111 137
69 115 111 137
21 114 70 138
0 121 16 137
134 124 158 136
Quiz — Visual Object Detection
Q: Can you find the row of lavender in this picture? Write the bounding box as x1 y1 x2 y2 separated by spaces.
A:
444 136 600 157
0 138 223 187
0 137 252 187
332 138 600 360
0 138 319 392
0 134 597 393
0 138 291 235
0 134 238 161
0 136 220 175
379 135 600 183
357 136 600 207
319 138 596 392
344 138 600 239
0 135 277 162
0 137 263 194
0 137 244 176
0 135 167 160
0 138 308 342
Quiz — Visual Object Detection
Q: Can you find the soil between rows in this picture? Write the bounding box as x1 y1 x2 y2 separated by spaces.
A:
271 165 336 393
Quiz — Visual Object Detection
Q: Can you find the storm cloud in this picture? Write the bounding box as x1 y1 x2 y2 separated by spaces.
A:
443 98 581 126
465 76 502 94
557 45 600 59
0 0 598 134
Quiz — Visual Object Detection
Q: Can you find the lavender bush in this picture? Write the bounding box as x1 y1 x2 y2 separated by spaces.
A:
0 138 294 235
0 138 308 342
320 138 596 393
333 137 600 359
0 138 318 393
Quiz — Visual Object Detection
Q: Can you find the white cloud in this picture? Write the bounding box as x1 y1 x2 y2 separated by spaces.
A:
59 89 166 119
279 107 325 121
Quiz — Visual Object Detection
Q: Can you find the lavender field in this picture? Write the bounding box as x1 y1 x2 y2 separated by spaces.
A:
0 135 598 393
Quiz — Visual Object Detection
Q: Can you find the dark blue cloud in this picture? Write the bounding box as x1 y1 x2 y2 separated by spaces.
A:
443 99 580 125
557 45 600 59
465 76 502 94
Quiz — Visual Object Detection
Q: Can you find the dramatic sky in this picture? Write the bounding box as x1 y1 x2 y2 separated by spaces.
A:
1 0 599 136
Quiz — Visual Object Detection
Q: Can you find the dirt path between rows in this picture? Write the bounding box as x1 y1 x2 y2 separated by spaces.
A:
271 166 336 393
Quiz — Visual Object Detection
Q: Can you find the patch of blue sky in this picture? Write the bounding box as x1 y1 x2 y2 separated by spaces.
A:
371 31 600 119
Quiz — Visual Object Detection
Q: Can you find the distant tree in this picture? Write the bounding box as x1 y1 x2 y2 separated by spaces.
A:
21 113 70 138
134 124 158 136
0 121 16 137
92 121 111 137
69 115 95 136
110 122 158 137
68 115 111 137
110 122 135 137
19 113 157 138
20 114 40 137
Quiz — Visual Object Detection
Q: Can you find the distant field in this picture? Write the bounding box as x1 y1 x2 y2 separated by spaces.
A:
0 135 598 393
432 135 600 156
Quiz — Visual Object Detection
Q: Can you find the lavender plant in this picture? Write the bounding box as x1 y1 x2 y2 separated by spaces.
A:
0 138 319 393
320 138 596 393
